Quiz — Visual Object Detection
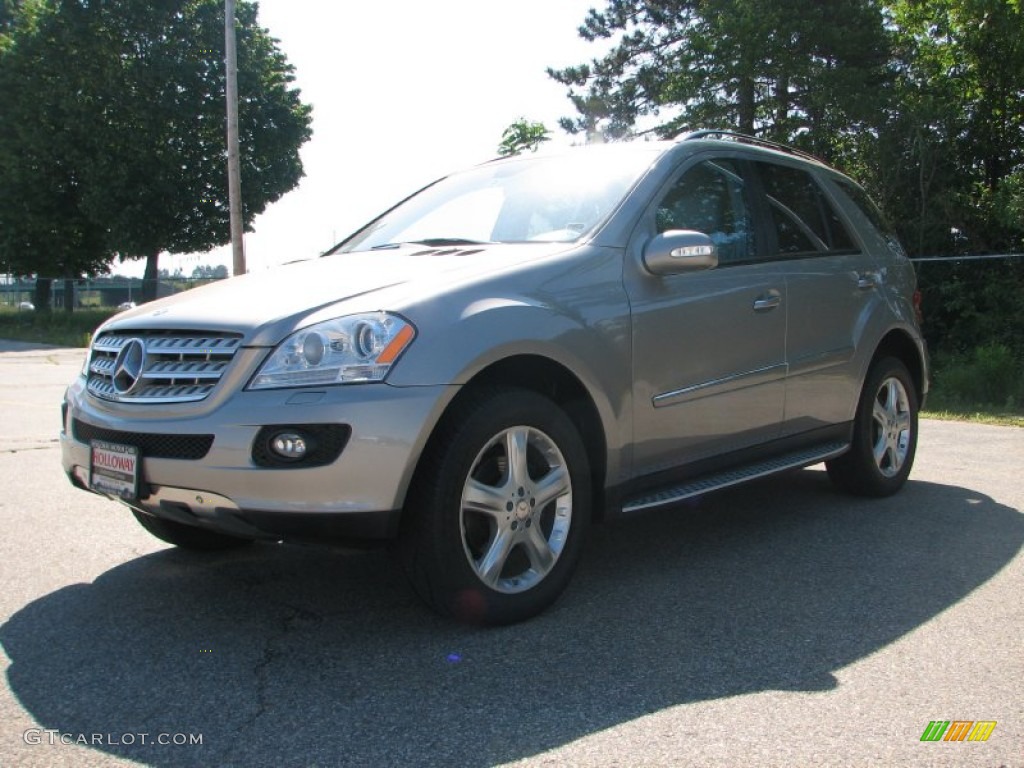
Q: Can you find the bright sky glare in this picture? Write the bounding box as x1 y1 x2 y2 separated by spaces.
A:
149 0 603 277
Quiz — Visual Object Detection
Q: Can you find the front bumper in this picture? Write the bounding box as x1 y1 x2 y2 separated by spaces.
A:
61 375 458 542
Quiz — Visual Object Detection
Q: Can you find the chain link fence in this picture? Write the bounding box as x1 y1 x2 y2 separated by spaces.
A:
0 276 226 311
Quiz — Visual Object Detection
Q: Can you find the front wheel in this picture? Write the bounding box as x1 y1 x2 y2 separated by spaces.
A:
827 357 919 497
399 388 591 625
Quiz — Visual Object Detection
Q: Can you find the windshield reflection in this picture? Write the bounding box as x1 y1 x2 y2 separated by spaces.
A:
336 147 661 253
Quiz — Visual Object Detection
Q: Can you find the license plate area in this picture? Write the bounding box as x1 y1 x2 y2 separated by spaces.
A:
89 440 140 501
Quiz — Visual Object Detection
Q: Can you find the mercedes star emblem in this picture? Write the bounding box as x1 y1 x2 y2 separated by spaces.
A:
112 338 146 395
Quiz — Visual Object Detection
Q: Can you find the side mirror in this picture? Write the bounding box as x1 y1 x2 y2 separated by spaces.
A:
642 230 718 276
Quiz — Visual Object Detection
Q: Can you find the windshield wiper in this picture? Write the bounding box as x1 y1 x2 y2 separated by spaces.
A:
371 238 494 250
412 237 494 246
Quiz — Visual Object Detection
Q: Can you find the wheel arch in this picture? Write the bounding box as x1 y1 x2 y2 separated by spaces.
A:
870 328 928 404
410 354 610 524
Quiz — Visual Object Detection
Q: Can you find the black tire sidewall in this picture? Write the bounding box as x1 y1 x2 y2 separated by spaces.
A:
410 388 591 625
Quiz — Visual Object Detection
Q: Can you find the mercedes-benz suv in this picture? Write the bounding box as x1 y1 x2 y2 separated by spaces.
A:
61 131 928 624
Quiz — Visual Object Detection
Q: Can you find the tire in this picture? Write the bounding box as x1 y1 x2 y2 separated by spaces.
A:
399 388 591 625
131 509 253 551
827 356 919 497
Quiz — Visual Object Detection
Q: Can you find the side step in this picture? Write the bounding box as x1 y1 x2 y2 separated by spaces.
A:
621 441 849 514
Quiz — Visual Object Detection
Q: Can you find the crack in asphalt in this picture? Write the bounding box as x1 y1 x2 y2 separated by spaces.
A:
243 601 325 729
3 441 59 453
249 640 282 725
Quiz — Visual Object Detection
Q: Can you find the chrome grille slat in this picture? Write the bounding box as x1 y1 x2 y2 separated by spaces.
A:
90 357 117 375
86 330 243 404
144 362 228 379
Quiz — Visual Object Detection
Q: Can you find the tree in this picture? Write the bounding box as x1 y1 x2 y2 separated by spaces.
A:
192 263 228 279
0 0 312 303
548 0 892 157
0 0 112 309
876 0 1024 357
879 0 1024 256
497 118 551 156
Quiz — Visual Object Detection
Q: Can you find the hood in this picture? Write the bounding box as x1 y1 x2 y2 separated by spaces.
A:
102 243 571 345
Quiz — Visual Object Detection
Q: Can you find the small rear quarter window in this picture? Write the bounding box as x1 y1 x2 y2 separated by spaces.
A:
755 162 856 256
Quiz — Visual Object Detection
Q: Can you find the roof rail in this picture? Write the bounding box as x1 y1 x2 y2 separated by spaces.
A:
678 130 825 165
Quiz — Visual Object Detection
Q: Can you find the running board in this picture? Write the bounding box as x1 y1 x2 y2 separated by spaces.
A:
621 441 849 514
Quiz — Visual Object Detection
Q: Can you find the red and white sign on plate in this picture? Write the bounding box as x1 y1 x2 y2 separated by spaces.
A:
89 440 140 500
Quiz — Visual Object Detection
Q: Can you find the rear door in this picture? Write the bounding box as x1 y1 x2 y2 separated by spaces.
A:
749 160 882 435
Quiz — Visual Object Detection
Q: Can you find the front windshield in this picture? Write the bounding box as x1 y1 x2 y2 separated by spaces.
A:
337 147 661 253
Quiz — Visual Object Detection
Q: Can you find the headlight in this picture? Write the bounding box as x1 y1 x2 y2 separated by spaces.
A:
248 313 416 390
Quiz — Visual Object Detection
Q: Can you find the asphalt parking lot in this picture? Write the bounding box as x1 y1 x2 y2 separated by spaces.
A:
1 340 1021 767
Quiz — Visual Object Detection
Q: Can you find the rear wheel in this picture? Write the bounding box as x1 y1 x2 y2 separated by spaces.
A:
399 388 590 625
131 509 253 551
827 357 918 497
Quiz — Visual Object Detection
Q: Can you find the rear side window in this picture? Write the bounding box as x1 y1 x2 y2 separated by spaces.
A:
754 162 856 256
835 178 905 256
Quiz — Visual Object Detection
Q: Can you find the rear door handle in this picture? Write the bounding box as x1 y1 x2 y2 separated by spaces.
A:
857 272 879 290
753 290 782 312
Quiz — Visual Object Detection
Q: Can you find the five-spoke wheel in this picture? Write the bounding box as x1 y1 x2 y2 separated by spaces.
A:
827 357 919 496
460 425 573 594
399 388 589 625
870 374 913 478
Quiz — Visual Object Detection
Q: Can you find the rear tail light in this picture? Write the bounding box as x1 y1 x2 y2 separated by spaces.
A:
912 289 923 326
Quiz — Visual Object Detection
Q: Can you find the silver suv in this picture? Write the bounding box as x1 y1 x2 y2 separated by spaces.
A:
61 132 928 624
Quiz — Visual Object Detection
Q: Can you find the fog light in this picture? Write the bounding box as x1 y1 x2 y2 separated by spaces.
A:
270 432 308 460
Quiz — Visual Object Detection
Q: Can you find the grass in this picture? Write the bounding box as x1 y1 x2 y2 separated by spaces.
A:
922 387 1024 427
923 344 1024 427
0 307 115 347
921 407 1024 427
2 306 1021 428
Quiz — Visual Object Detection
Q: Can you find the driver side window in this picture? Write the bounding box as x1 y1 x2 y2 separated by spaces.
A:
655 159 756 265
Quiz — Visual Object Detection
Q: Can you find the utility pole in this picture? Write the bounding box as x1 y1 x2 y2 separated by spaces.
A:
225 0 245 275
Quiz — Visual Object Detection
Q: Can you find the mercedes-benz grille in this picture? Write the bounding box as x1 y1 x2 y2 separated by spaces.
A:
86 331 243 403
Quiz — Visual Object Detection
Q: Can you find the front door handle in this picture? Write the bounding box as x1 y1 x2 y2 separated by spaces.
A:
753 290 782 312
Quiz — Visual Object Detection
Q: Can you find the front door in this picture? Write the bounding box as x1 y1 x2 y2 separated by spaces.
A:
625 156 787 477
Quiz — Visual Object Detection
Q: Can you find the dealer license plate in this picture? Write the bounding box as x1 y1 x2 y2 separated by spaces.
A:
89 440 140 501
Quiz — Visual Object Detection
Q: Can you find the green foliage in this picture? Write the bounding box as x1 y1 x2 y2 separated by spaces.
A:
0 0 112 285
498 119 551 156
0 306 115 346
873 1 1024 370
191 263 229 279
0 0 312 285
548 0 892 148
875 0 1024 257
990 169 1024 233
916 259 1024 359
929 344 1024 411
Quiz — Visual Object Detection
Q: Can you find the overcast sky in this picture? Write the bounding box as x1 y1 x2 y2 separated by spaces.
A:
144 0 602 277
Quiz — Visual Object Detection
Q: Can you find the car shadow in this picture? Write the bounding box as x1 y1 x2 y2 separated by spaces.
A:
3 468 1022 767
